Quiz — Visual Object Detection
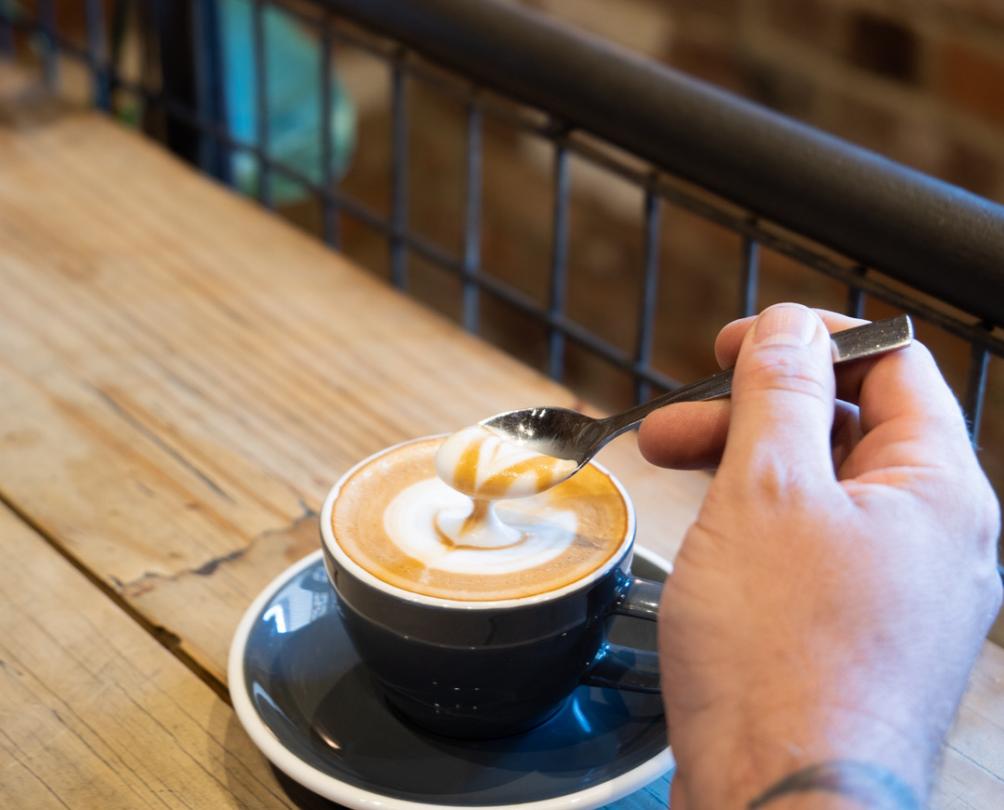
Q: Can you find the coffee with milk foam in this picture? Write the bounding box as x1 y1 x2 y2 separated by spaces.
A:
331 435 629 601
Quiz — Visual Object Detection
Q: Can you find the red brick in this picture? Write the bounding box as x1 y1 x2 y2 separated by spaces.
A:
665 38 747 93
937 0 1004 32
844 12 921 84
766 0 833 43
940 139 1003 202
658 0 742 14
822 91 902 151
937 40 1004 125
744 60 815 117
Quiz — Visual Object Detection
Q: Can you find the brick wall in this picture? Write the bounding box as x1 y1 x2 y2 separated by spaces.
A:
526 0 1004 204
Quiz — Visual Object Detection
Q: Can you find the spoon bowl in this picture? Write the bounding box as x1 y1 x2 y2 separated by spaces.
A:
479 407 606 465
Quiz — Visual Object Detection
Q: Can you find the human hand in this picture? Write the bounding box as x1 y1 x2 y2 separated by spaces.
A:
639 304 1001 809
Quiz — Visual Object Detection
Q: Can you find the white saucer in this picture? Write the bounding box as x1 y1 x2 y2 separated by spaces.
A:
229 547 674 809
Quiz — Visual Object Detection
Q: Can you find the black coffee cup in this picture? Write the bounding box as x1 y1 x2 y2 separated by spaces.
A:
320 439 664 739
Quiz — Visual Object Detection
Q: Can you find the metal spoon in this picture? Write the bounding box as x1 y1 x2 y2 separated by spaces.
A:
481 315 913 470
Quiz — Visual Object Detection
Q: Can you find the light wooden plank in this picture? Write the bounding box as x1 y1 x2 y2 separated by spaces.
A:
0 503 296 808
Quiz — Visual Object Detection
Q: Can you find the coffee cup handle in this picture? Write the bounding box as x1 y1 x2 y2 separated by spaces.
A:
580 576 662 694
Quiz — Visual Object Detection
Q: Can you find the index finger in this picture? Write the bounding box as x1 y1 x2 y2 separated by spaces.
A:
853 340 967 442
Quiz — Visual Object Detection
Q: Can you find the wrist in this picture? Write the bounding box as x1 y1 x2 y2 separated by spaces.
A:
678 698 932 809
746 760 922 810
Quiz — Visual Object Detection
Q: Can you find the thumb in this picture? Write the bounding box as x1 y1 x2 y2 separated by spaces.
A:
719 303 837 490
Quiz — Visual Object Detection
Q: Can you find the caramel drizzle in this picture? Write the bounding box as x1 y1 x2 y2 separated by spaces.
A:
452 435 565 499
479 456 562 498
449 434 568 538
461 498 489 535
453 435 484 496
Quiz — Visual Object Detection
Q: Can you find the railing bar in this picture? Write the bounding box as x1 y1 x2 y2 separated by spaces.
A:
251 0 272 208
11 24 96 68
327 20 390 57
752 231 1004 356
191 0 223 178
390 50 409 289
265 0 554 137
39 0 57 88
0 16 679 395
142 75 1004 358
275 0 568 133
84 0 110 110
0 10 550 143
462 99 483 333
3 8 1003 345
564 134 1004 353
474 279 681 391
107 0 128 98
265 1 395 61
4 2 998 422
548 140 571 380
0 8 544 136
28 19 998 359
401 62 551 138
325 0 1004 327
0 2 11 57
319 13 341 248
963 329 991 444
739 225 760 319
847 266 867 318
634 183 661 404
407 231 462 272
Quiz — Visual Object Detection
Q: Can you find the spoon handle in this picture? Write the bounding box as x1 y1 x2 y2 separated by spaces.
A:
601 314 914 438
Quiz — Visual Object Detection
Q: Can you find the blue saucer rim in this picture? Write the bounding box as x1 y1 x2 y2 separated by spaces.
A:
228 548 675 810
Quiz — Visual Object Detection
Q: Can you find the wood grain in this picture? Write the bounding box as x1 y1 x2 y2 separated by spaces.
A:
0 76 1001 808
0 503 296 808
0 97 705 683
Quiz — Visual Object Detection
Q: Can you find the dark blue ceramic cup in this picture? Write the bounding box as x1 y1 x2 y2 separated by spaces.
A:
320 439 664 739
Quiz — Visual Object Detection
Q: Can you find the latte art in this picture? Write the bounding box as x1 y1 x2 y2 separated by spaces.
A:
384 478 577 574
331 437 629 601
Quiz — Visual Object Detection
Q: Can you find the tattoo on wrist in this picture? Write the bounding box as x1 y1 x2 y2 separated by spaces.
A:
747 760 920 809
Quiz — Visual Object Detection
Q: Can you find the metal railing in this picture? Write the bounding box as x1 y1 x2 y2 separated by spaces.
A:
1 0 1001 440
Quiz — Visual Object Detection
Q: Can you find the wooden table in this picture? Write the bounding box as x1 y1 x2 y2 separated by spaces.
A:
1 76 1002 809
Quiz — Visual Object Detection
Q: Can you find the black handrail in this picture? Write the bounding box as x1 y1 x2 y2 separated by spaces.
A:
322 0 1004 326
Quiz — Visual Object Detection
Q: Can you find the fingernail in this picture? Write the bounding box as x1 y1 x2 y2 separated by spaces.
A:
753 304 817 347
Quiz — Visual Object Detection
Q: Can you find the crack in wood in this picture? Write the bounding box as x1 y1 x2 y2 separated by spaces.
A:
0 492 232 703
118 508 319 594
92 386 235 503
193 547 247 577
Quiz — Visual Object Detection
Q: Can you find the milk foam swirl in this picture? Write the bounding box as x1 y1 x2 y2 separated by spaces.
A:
383 478 576 575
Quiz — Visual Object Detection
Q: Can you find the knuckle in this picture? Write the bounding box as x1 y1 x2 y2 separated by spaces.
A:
989 572 1004 611
741 349 830 402
982 489 1002 544
991 576 1003 616
965 472 1003 552
978 564 1003 623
